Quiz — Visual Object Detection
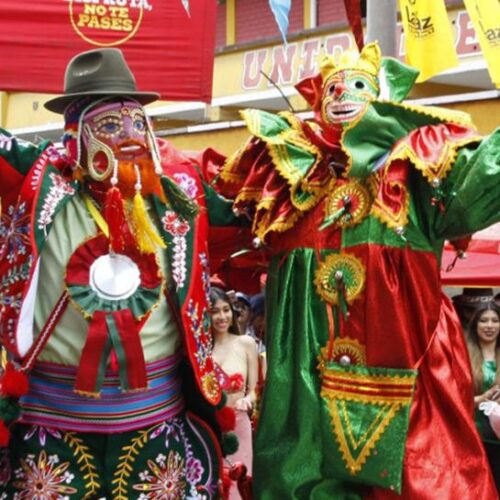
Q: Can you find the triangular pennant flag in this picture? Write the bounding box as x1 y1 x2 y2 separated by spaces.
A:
463 0 500 88
398 0 459 82
181 0 190 17
269 0 291 45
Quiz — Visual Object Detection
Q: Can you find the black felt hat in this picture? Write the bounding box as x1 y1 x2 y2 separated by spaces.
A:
44 48 159 114
453 288 494 308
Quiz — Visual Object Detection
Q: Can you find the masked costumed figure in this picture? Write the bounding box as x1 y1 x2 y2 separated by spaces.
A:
217 42 500 499
0 48 237 499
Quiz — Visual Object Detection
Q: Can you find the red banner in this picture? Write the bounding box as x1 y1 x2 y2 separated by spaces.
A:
0 0 217 102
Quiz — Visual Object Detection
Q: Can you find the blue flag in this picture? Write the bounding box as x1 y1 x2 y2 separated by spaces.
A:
181 0 190 16
269 0 291 45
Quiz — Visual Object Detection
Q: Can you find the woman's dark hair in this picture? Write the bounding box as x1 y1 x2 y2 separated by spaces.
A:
466 301 500 393
468 302 500 340
208 287 241 335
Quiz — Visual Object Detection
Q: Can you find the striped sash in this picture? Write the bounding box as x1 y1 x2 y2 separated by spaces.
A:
20 353 185 433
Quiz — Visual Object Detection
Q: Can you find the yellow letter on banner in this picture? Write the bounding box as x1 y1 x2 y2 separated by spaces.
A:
463 0 500 88
398 0 459 82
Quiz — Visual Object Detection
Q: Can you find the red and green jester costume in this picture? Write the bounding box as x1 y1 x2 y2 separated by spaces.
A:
0 127 238 498
218 43 500 499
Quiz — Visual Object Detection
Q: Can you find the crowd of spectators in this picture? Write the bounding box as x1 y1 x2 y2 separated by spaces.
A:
453 288 500 493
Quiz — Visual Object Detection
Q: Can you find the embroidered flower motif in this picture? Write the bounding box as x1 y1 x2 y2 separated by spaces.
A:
185 456 203 484
199 252 211 304
0 262 31 314
133 451 187 499
0 202 30 263
162 211 190 238
173 173 198 199
24 426 63 447
162 211 189 290
12 450 77 499
30 146 60 191
187 300 212 371
37 173 75 236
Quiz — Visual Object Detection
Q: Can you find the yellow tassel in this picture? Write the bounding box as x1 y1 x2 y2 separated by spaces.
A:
130 192 167 254
1 347 7 370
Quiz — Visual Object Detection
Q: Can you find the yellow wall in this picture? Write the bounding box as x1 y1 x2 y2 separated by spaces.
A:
167 127 249 157
167 97 498 157
445 100 499 135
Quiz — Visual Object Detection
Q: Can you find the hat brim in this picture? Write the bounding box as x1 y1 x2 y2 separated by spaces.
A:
44 90 160 114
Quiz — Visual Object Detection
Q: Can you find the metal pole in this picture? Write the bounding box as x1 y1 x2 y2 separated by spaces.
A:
365 0 398 57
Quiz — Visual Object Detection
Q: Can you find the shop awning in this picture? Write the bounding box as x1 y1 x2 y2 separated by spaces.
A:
441 223 500 287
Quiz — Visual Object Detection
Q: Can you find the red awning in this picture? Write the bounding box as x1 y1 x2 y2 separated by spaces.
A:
441 250 500 287
441 223 500 287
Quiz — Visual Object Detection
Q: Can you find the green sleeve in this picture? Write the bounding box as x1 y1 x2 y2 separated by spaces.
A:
202 181 242 227
0 127 50 176
434 128 500 239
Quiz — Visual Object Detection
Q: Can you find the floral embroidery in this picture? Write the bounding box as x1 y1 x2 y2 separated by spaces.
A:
163 211 190 238
37 173 75 236
29 146 60 191
173 173 198 199
24 426 63 447
12 450 77 499
199 253 211 304
133 451 187 499
0 201 30 263
185 456 203 485
0 259 32 348
162 211 189 290
148 419 206 492
187 300 212 370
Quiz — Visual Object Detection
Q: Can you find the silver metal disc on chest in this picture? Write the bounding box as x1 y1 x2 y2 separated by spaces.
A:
89 253 141 300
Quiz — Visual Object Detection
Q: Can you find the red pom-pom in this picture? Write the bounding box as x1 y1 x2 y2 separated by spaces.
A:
1 363 29 398
216 406 236 433
0 420 10 447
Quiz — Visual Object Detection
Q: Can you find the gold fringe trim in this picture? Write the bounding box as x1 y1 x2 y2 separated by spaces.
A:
390 134 482 183
390 101 474 128
220 135 253 185
322 396 400 474
243 109 324 191
370 179 410 229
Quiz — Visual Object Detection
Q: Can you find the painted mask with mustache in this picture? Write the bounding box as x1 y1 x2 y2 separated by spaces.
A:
81 99 163 199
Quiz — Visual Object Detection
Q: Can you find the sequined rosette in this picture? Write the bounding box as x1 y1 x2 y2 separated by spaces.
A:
65 233 163 396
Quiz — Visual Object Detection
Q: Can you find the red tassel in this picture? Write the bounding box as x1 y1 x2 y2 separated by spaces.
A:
229 463 253 500
0 420 10 447
216 406 236 433
103 187 135 252
1 363 29 398
221 468 233 500
450 236 472 254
